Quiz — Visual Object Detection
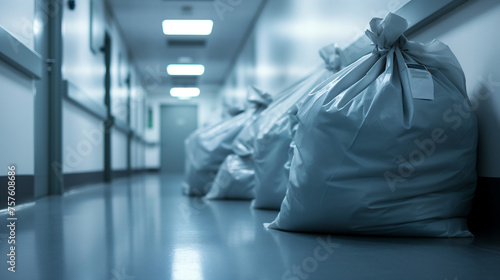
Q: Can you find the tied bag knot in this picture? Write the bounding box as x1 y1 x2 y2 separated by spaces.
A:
246 85 273 108
319 44 342 72
365 12 408 55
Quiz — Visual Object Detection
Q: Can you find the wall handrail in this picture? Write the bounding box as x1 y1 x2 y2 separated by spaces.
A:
0 26 42 79
114 118 130 134
62 80 108 121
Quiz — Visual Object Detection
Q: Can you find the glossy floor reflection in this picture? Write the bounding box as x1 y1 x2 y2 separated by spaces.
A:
1 173 499 280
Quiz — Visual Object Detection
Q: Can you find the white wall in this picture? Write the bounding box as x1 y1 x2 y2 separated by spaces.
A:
109 20 131 172
61 0 105 174
107 17 147 172
219 33 256 117
252 0 410 94
0 0 36 176
109 20 130 124
61 0 147 174
62 0 105 105
222 0 500 178
130 71 146 170
0 60 35 176
131 139 145 170
219 0 411 105
1 0 148 181
111 127 128 171
145 145 160 170
62 101 104 173
0 0 35 50
411 0 500 177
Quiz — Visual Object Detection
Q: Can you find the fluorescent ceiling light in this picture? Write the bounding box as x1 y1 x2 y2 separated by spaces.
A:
170 87 200 98
167 64 205 76
162 19 213 35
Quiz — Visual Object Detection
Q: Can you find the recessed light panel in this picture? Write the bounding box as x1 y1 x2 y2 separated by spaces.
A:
170 87 200 98
167 64 205 76
162 19 213 35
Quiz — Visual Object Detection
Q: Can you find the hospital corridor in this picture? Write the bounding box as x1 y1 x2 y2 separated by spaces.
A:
0 0 500 279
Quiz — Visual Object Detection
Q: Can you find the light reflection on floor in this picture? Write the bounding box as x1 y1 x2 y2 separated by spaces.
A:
0 173 499 280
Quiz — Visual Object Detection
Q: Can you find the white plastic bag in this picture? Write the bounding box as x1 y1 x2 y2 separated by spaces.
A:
205 69 328 200
205 154 255 200
251 45 342 209
207 44 342 202
183 86 272 196
268 13 477 237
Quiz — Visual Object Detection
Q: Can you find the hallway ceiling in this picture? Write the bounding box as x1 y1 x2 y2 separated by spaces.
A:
107 0 266 96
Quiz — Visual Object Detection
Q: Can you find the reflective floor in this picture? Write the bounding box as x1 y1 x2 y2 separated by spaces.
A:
1 173 499 280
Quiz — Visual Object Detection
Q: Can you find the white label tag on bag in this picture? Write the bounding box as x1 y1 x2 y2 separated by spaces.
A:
407 64 434 100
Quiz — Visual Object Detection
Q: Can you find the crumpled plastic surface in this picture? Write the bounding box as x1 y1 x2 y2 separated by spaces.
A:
207 44 342 202
183 86 272 196
251 45 342 209
205 71 323 200
268 13 477 237
205 154 255 200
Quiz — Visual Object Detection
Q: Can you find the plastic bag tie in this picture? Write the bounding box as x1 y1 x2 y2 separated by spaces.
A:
365 12 408 55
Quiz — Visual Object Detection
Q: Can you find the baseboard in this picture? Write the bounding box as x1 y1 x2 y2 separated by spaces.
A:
112 169 151 178
146 168 160 173
64 171 104 190
468 177 500 234
65 169 151 186
0 169 156 210
112 169 129 179
0 175 34 210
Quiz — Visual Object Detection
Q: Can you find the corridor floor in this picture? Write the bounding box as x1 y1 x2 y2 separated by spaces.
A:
1 173 499 280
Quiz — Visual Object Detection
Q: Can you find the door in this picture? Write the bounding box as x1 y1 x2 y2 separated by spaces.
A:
160 105 198 173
